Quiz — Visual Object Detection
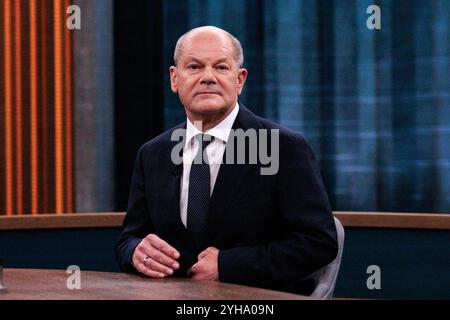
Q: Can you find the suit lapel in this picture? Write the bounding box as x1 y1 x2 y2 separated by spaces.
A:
162 123 197 249
206 105 262 243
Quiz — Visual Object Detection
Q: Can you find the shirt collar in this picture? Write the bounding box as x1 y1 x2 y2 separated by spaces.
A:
185 102 239 147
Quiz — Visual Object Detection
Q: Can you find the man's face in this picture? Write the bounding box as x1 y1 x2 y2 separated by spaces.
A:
169 31 247 121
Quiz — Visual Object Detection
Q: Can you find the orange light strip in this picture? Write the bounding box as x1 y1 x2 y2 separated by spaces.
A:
4 0 13 215
54 0 64 214
30 0 39 214
14 0 23 215
64 0 73 214
40 0 49 214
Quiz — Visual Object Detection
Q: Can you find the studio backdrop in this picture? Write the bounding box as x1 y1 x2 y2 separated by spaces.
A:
0 0 449 215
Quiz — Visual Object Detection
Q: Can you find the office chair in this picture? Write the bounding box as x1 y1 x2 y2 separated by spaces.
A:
309 216 345 299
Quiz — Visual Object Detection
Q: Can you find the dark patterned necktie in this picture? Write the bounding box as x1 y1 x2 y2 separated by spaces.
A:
187 134 213 249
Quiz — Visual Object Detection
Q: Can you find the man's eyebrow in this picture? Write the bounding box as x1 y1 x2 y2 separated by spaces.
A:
184 57 230 64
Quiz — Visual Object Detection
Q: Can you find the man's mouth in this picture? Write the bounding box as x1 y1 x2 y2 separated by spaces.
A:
195 91 221 96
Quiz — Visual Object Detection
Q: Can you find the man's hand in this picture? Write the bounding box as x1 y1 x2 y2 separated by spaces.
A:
132 234 180 278
187 247 219 281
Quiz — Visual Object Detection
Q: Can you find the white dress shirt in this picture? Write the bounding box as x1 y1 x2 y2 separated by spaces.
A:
180 102 240 228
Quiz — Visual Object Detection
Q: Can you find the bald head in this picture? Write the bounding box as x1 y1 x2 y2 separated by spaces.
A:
173 26 244 67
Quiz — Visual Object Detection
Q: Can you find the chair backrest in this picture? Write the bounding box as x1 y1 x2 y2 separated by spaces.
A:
309 216 345 299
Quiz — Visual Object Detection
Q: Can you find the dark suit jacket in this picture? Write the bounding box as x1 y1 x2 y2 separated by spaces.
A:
115 104 338 295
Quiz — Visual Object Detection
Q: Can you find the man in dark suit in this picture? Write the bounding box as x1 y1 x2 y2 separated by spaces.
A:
115 26 337 295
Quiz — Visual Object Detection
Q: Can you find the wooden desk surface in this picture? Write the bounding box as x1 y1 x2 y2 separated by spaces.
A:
0 268 308 300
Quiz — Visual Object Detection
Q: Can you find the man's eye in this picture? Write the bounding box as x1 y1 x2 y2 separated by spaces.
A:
216 65 229 70
188 64 200 69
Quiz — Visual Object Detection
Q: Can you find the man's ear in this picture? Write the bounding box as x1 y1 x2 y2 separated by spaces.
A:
169 66 178 93
237 68 248 95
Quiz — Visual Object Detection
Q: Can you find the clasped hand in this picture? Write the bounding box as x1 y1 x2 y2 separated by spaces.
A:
132 234 218 281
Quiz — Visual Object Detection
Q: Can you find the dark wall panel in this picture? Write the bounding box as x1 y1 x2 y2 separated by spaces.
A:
114 0 165 211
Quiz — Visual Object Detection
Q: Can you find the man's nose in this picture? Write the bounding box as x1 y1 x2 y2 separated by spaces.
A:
200 67 216 85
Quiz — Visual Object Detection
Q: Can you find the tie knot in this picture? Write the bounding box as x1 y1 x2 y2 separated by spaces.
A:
195 134 214 150
192 134 214 164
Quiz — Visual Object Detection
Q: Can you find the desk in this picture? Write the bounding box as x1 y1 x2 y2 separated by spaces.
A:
0 268 307 300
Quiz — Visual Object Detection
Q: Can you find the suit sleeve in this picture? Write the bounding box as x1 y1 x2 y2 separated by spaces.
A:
218 133 338 290
115 146 154 273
